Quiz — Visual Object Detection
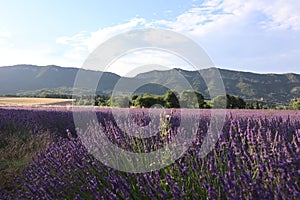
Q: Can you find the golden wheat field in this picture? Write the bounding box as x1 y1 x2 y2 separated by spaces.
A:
0 97 75 106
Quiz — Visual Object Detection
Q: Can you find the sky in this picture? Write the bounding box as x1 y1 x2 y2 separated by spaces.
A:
0 0 300 75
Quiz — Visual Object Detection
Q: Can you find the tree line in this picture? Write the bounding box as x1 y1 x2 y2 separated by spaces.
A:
4 87 299 109
91 90 250 109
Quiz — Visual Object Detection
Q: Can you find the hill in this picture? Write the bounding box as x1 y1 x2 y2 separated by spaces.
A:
0 65 299 105
134 68 300 104
0 65 120 95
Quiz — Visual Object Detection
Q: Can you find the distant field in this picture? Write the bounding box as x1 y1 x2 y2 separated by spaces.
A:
0 97 75 106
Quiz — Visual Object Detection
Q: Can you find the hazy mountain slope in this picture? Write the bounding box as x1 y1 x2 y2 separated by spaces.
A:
0 65 299 104
134 68 300 103
0 65 120 95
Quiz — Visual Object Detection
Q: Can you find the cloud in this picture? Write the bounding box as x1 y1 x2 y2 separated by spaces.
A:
56 18 146 68
153 0 300 73
56 31 89 46
0 31 12 46
156 0 300 34
260 0 300 30
55 0 300 73
0 31 11 37
87 18 146 52
107 50 191 77
56 18 146 53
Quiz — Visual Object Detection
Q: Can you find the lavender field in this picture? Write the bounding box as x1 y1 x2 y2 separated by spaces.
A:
0 107 299 199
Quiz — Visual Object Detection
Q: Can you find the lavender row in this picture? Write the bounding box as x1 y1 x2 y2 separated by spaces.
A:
0 107 299 199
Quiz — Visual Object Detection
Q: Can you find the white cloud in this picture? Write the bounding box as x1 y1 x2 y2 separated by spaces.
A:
0 31 11 37
152 0 300 73
0 32 61 67
56 18 147 68
56 31 89 46
87 18 146 52
107 50 191 77
155 0 300 34
260 0 300 30
56 18 146 53
55 0 300 73
0 31 13 46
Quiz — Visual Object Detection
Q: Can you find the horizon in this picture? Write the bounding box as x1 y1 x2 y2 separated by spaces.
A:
0 0 300 75
1 64 299 77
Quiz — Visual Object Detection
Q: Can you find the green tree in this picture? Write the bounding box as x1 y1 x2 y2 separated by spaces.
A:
212 94 246 109
134 94 165 108
180 90 205 108
164 90 180 108
255 101 261 109
290 98 300 110
245 101 255 109
95 95 110 106
212 95 228 108
110 96 131 108
234 96 246 109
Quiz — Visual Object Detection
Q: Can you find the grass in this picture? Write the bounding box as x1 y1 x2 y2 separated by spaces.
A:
0 132 53 191
0 97 75 106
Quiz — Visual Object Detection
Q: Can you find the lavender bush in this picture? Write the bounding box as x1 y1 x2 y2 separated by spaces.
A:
0 107 299 199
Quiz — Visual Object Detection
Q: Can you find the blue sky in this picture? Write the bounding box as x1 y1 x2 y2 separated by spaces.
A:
0 0 300 75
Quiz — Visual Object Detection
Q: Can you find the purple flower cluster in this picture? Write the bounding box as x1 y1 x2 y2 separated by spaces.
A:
0 107 75 139
0 107 299 199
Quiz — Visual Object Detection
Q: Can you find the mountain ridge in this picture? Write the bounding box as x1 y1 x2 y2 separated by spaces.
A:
0 65 299 105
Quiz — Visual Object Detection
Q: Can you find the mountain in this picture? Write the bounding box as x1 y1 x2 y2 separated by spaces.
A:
0 65 299 105
0 65 120 95
134 68 300 104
